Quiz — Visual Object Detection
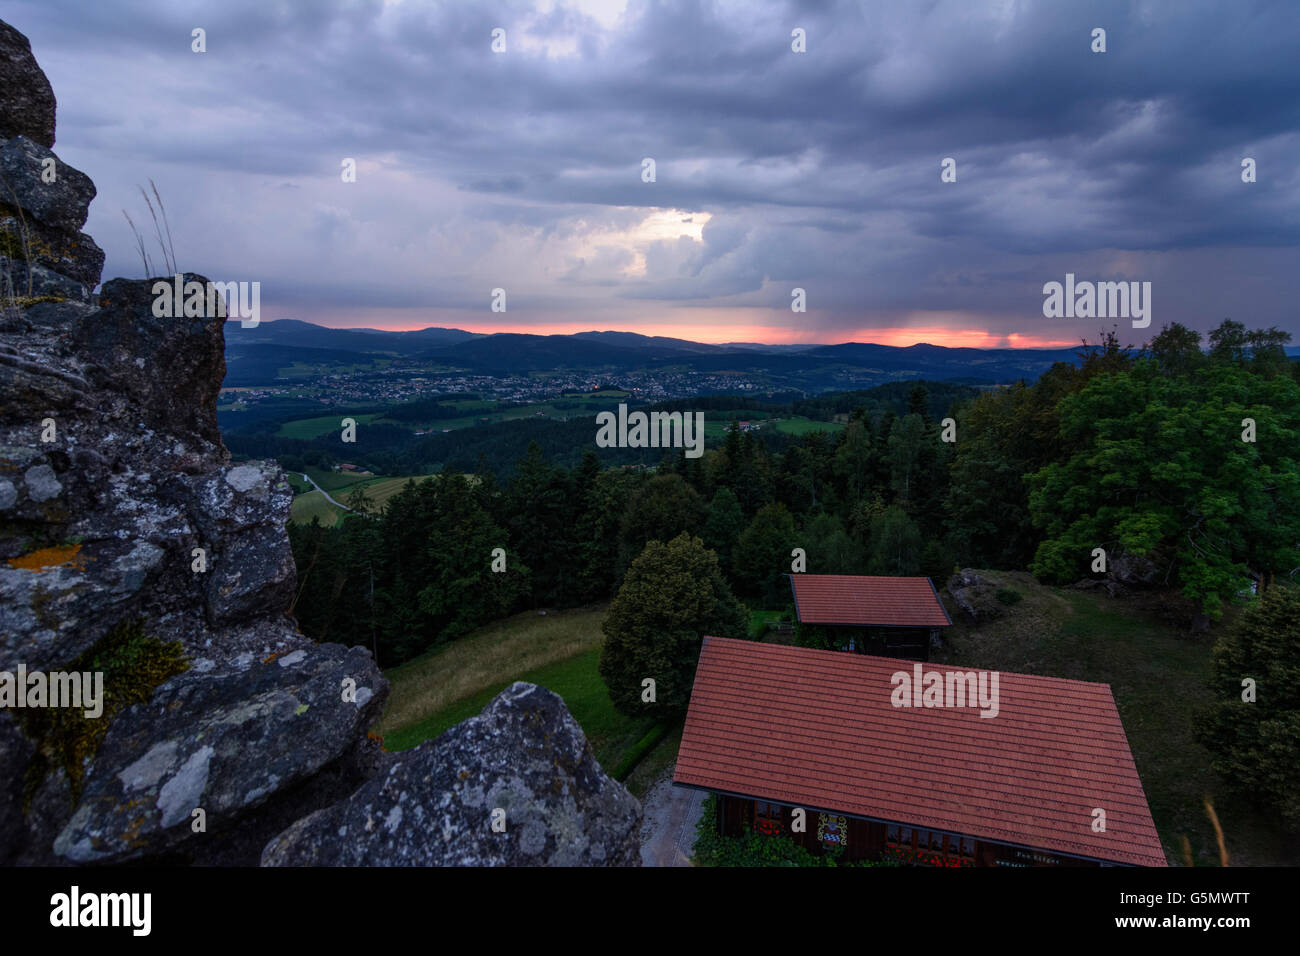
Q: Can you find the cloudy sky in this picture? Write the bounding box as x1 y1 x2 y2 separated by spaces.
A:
9 0 1300 346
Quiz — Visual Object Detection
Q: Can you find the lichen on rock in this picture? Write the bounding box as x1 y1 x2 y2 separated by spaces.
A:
261 683 643 867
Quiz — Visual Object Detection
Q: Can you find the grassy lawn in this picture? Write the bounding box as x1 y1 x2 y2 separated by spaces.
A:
377 605 668 783
382 647 659 774
747 608 783 639
935 570 1297 866
378 605 608 738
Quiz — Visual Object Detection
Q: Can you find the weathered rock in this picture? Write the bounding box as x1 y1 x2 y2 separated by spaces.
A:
1110 551 1161 587
0 136 96 231
2 259 91 302
1071 577 1125 597
0 26 100 304
1 204 104 292
1 17 641 869
946 569 1004 625
0 268 390 863
0 714 33 851
73 275 227 453
0 21 55 147
52 645 386 864
261 683 644 867
0 18 390 862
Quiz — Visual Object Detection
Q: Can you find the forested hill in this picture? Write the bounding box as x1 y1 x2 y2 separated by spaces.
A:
290 321 1300 668
223 380 984 478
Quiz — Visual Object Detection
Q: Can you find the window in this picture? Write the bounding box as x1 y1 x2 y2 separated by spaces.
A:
754 801 784 835
885 825 912 848
883 826 976 866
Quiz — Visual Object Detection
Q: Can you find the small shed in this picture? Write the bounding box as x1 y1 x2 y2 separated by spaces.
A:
789 573 951 661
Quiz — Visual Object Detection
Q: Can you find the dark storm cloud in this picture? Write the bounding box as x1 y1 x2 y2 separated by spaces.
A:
6 0 1299 340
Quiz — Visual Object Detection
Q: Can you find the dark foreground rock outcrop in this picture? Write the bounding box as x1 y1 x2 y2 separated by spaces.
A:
0 21 55 147
1 19 640 867
262 683 644 866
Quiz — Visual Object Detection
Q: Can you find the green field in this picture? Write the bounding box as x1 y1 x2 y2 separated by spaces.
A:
377 606 666 794
934 570 1292 867
349 474 438 510
288 489 346 527
303 466 375 492
277 412 382 440
274 392 639 440
287 472 456 524
276 359 392 379
698 414 842 440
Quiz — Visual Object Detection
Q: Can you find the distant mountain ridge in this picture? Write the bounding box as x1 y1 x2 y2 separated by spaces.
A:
224 319 1299 388
234 319 481 354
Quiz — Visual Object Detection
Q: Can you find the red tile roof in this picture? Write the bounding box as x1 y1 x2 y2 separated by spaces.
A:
790 574 952 627
674 637 1167 867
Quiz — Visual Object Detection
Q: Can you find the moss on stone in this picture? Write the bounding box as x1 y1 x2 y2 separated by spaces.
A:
29 585 58 630
0 228 23 259
19 618 190 809
3 295 68 309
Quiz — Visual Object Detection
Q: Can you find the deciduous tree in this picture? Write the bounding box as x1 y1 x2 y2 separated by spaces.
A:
599 533 748 720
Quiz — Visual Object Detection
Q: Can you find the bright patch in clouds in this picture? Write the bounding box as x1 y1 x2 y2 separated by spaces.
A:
572 208 711 277
516 0 630 57
560 0 629 29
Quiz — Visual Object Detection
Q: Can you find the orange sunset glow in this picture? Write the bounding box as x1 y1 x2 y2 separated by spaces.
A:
307 317 1080 349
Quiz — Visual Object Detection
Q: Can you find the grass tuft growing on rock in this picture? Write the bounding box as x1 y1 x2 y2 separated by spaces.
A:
19 618 190 808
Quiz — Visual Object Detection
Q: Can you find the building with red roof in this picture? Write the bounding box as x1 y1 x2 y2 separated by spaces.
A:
674 636 1167 867
789 573 952 661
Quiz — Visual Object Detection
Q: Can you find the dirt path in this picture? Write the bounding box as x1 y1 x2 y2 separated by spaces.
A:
639 768 706 867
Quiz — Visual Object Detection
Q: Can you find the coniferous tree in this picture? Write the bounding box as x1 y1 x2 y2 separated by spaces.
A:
734 503 798 606
702 486 745 574
617 472 705 575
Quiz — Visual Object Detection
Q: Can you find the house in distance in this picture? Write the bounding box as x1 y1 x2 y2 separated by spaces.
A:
675 637 1167 867
789 573 951 661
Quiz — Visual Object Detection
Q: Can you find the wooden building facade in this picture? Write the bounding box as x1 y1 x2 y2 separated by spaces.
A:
711 795 1108 866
